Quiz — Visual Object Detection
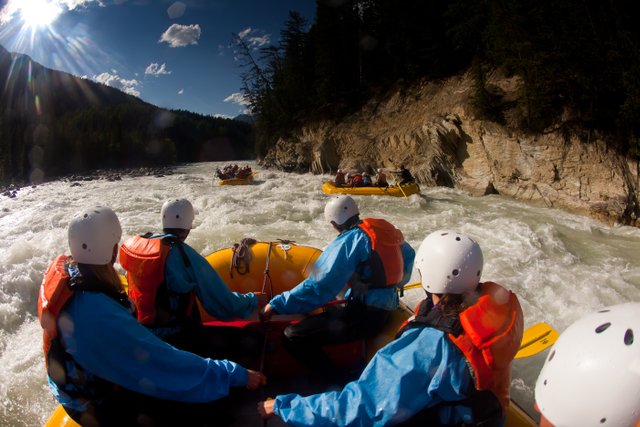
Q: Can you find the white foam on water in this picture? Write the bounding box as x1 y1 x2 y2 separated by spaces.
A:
1 161 639 424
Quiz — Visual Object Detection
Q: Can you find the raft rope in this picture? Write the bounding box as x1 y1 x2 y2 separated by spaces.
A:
275 238 295 260
229 237 257 278
259 241 274 426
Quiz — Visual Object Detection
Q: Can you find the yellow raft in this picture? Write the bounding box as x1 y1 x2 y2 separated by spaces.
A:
45 240 536 427
217 171 254 185
322 180 420 197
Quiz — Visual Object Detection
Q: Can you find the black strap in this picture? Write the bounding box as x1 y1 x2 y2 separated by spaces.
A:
396 297 463 338
161 235 191 268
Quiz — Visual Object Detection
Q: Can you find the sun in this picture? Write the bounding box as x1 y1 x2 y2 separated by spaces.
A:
19 0 62 29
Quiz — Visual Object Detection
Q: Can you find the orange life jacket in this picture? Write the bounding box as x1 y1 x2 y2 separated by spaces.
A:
119 234 195 326
357 218 405 288
38 255 129 407
38 255 74 361
398 282 523 411
450 282 523 410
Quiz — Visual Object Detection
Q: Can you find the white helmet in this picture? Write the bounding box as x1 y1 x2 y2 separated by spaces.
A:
337 169 343 173
68 206 122 265
415 230 483 294
161 199 195 229
377 168 382 173
324 195 359 226
535 302 640 427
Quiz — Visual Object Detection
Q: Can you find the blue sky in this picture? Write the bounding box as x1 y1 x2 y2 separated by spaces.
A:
0 0 316 118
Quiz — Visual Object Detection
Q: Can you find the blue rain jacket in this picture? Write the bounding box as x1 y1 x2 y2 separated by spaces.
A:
273 327 475 426
268 227 415 314
160 234 257 320
50 290 249 408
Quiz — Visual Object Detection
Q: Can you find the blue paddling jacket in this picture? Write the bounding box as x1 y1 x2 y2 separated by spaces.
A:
268 226 415 314
273 327 477 426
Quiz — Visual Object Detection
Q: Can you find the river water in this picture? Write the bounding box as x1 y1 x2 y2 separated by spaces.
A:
1 161 639 426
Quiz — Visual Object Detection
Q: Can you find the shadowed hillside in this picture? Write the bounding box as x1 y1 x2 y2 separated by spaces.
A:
0 44 255 184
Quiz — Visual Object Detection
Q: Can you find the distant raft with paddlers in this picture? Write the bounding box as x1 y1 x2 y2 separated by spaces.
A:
322 180 420 197
45 239 539 427
217 171 254 185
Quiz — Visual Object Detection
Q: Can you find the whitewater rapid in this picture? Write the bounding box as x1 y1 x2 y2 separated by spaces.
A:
1 161 639 425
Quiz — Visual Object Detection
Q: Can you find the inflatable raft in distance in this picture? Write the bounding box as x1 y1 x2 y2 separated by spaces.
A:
217 171 254 186
322 180 420 197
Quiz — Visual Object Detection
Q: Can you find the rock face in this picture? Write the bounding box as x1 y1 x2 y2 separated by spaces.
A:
261 70 640 226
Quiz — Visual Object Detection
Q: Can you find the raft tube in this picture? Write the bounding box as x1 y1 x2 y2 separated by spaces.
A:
322 180 420 197
217 171 254 185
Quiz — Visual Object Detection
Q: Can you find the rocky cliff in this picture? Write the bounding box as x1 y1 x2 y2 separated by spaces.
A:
261 70 640 226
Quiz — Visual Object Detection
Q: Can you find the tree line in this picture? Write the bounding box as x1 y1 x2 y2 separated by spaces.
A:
237 0 640 158
0 45 255 185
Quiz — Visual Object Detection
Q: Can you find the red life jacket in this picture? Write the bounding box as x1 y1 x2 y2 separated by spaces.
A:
119 234 195 326
398 282 523 412
357 218 405 288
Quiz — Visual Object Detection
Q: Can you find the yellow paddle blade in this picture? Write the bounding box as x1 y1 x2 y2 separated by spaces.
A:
515 322 559 359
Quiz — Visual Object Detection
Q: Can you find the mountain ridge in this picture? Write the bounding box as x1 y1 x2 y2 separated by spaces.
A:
0 43 255 184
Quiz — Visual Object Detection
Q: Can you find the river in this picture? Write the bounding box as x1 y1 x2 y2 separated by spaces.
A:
1 161 639 426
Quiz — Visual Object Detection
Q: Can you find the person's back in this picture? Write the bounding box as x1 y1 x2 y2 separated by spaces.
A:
261 196 415 377
259 229 522 427
375 169 388 187
362 172 372 186
39 206 266 426
120 199 264 363
334 169 346 186
352 173 363 187
397 165 414 185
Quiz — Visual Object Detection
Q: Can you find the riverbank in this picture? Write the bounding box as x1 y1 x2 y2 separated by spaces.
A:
0 166 175 199
260 69 640 227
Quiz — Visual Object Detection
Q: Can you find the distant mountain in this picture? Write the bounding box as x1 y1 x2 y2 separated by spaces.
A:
233 114 256 125
0 44 255 184
0 44 146 116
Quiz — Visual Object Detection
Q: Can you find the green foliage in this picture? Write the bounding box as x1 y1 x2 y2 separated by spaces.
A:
239 0 640 155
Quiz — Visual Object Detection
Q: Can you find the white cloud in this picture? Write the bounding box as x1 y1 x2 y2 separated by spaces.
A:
237 27 271 49
159 23 201 48
224 92 249 106
94 71 141 97
178 88 184 95
145 62 171 77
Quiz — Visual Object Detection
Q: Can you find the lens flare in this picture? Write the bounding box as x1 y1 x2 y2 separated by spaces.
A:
19 0 62 29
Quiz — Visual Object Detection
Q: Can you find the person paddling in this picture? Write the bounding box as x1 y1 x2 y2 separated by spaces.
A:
534 302 640 427
260 195 415 377
38 206 266 426
392 164 415 185
119 198 266 366
258 229 523 426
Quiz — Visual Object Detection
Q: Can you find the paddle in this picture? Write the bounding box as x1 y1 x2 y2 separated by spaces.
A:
401 282 558 358
391 172 409 200
515 322 558 359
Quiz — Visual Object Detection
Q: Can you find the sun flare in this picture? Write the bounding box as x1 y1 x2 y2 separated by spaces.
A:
19 0 62 28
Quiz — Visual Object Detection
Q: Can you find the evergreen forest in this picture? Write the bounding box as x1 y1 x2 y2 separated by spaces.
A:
0 44 255 185
237 0 640 158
